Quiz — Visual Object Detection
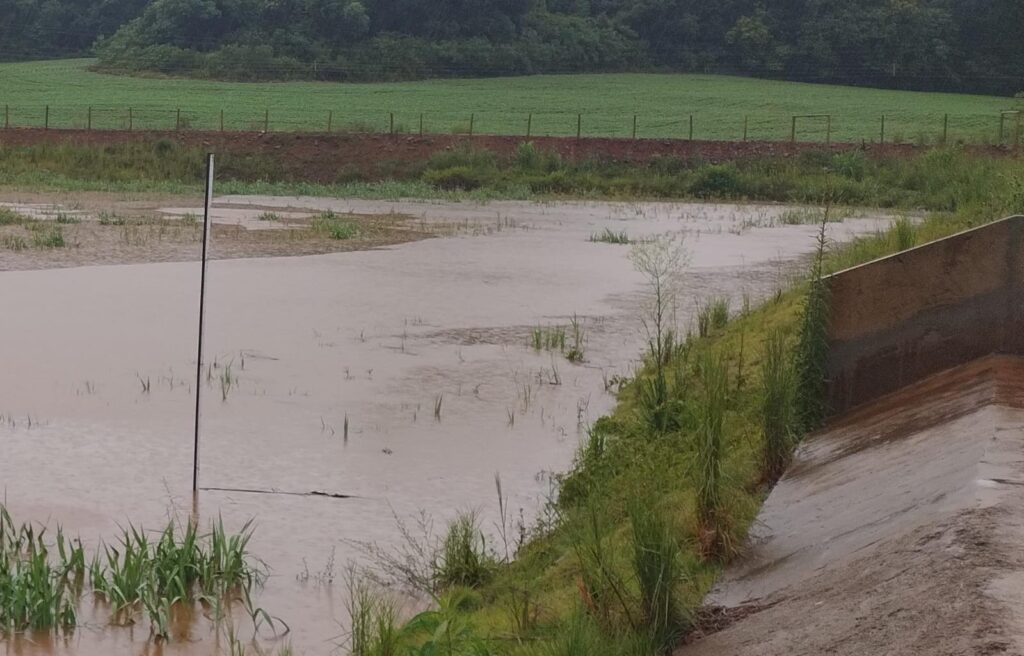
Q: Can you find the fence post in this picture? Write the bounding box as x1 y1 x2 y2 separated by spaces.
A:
3 105 7 129
880 115 885 144
128 107 133 131
220 110 224 132
87 107 92 131
632 114 637 140
419 113 423 136
689 114 693 140
576 113 581 140
45 105 49 130
942 113 948 145
469 113 474 136
389 112 394 135
327 110 332 133
826 115 832 145
264 109 269 133
790 116 796 143
526 113 532 138
743 116 748 142
176 108 181 130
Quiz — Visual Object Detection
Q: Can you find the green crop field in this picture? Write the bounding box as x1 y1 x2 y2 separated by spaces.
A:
0 59 1021 144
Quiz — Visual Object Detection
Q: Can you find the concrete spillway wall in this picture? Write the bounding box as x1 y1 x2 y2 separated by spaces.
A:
825 214 1024 416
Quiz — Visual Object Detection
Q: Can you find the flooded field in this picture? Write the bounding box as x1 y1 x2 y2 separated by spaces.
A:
0 195 891 654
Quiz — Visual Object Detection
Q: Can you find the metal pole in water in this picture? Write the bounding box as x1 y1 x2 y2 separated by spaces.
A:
193 153 215 494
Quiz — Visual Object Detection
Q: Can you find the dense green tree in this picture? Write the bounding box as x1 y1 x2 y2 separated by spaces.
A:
0 0 1020 94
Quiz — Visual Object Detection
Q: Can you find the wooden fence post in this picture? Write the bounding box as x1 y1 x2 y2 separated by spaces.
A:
327 110 332 133
220 110 224 132
128 107 133 131
176 108 181 130
87 106 92 131
942 113 948 145
826 115 832 145
689 114 693 140
576 113 581 140
419 113 423 136
790 115 796 143
880 115 885 144
3 105 7 129
632 114 637 140
264 109 269 133
389 112 394 135
743 116 748 142
526 113 532 138
469 113 474 136
44 105 49 130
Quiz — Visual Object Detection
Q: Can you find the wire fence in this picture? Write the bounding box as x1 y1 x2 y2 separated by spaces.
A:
1 104 1021 146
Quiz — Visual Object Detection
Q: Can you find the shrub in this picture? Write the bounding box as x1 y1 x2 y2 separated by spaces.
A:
688 164 743 197
422 165 488 190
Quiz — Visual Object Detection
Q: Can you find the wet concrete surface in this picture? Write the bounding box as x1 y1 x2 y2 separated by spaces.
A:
681 356 1024 656
0 197 891 654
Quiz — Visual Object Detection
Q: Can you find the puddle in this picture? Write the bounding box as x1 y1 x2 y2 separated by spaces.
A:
0 197 891 654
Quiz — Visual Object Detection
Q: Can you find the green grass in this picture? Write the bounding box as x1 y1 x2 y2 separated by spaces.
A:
1 59 1021 143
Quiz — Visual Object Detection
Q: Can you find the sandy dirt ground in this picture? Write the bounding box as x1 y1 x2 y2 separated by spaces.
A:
680 356 1024 656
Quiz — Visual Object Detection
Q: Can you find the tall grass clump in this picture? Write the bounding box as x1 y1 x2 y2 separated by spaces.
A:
760 330 798 484
346 573 402 656
0 507 83 631
312 211 359 240
627 499 687 648
434 512 494 590
693 352 730 561
891 216 918 251
590 228 631 244
794 214 832 432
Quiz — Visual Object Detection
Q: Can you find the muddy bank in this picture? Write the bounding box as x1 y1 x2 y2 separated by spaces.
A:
680 357 1024 656
0 199 427 270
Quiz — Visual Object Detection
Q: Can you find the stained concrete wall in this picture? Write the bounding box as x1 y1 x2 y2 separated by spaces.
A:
825 214 1024 416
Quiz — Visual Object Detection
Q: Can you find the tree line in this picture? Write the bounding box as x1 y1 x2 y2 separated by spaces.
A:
2 0 1022 94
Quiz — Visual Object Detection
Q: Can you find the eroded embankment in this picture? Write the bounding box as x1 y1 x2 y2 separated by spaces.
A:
679 356 1024 656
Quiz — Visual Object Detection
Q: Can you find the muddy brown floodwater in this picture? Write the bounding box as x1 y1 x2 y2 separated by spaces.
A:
0 195 891 655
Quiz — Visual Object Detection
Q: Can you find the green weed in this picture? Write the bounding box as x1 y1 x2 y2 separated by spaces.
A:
760 330 798 484
311 211 359 240
590 228 631 244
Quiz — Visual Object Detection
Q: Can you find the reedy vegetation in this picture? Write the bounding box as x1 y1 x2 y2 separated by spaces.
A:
0 507 269 642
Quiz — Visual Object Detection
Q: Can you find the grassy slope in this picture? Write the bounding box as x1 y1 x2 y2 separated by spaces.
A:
0 59 1019 143
447 200 1020 654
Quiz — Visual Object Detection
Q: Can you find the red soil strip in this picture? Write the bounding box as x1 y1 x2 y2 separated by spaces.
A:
0 128 1017 184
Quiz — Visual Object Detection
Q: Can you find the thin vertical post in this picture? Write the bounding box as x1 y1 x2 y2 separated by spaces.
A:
264 109 269 133
1016 112 1022 148
389 112 394 135
419 113 423 136
942 113 948 145
44 105 49 130
128 107 133 131
632 114 637 140
576 113 581 140
469 113 474 136
880 115 885 144
790 116 796 143
826 115 832 145
176 108 181 130
689 114 693 140
220 110 224 132
743 116 748 142
3 105 8 129
526 113 532 138
193 153 215 495
87 107 92 131
327 110 332 133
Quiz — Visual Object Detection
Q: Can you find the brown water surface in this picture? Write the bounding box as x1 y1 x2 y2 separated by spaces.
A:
0 197 891 655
